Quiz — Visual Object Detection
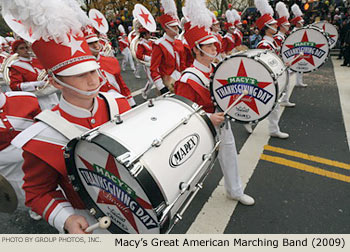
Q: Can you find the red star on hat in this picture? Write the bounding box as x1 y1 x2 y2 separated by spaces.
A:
79 154 153 234
139 9 151 25
93 14 104 28
286 31 325 66
216 60 272 115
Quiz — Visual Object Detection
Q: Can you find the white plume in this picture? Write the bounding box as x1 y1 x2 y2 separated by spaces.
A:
276 2 289 19
291 4 303 17
255 0 274 16
62 0 91 27
184 0 212 30
231 9 241 21
226 10 235 24
118 24 126 34
0 0 83 44
161 0 177 16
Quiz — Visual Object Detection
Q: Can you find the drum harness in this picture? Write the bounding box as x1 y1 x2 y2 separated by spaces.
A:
182 66 230 132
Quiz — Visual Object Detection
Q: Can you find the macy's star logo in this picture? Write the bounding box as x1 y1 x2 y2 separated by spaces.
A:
216 60 272 115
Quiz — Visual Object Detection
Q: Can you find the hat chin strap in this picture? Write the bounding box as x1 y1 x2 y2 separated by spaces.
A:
166 25 179 36
52 69 106 96
266 24 277 33
196 44 217 58
89 46 101 53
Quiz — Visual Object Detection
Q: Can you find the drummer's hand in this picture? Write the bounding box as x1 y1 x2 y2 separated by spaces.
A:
64 215 91 234
210 112 225 127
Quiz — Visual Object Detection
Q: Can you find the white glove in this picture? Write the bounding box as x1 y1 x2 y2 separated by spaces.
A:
20 80 46 92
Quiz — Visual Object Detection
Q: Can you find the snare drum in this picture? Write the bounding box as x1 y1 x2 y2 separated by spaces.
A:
65 95 219 234
281 26 330 73
210 49 288 123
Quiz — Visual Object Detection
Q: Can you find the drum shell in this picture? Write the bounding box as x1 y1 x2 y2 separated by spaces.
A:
66 95 218 234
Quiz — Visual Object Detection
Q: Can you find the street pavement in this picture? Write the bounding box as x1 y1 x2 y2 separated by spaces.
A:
0 56 349 234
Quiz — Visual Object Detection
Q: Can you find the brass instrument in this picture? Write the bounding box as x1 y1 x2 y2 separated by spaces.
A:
100 39 114 57
1 53 18 86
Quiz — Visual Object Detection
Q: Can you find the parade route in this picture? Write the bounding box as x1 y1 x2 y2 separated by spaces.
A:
0 57 349 234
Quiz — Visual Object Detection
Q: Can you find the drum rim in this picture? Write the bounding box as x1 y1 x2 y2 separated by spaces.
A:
169 94 217 138
210 53 279 123
65 135 170 234
281 26 330 73
311 21 339 49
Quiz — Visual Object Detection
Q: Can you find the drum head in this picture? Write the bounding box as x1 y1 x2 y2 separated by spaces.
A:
3 13 35 43
65 134 161 234
211 54 278 123
313 21 338 49
0 174 18 213
133 4 157 33
281 27 330 73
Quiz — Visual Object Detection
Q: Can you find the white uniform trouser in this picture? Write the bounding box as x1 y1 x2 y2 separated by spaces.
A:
134 62 142 77
268 103 281 134
38 93 59 110
217 122 243 198
121 48 135 71
296 72 303 85
143 65 154 95
0 144 26 209
280 71 291 103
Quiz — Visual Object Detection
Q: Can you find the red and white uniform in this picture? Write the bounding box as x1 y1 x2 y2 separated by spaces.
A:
182 39 194 69
257 35 280 55
97 54 136 107
150 34 186 91
273 31 286 48
136 38 152 63
0 91 41 207
9 57 59 109
233 28 243 47
221 32 236 54
174 60 244 198
118 35 136 72
12 93 130 233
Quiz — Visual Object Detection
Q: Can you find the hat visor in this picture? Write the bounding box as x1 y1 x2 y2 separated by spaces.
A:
86 37 99 43
57 61 100 76
200 37 218 45
267 19 277 25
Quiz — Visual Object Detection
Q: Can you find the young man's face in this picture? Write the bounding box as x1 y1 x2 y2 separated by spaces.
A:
194 43 217 62
88 41 101 57
54 70 100 100
280 24 290 33
164 25 179 38
16 43 31 58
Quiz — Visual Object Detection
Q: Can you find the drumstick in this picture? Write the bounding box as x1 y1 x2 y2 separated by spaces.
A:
223 90 248 115
85 216 111 233
285 51 304 66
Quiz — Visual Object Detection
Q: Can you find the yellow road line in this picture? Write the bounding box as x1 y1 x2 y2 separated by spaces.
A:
260 154 350 183
264 145 350 170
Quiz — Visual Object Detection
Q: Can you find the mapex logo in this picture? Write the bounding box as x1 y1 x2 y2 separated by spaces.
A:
169 134 199 168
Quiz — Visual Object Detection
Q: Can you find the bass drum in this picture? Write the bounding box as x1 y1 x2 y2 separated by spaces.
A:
65 94 219 234
312 21 339 49
210 49 287 123
281 26 330 73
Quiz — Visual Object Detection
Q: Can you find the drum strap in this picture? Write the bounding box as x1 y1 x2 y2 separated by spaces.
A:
98 92 120 120
35 110 84 140
182 67 210 89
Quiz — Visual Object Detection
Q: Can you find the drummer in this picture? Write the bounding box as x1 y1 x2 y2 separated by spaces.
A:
290 4 308 88
274 1 296 108
174 0 254 206
8 0 130 234
0 90 42 220
247 0 289 139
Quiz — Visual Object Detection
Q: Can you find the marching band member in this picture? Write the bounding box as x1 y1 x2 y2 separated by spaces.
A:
221 10 236 56
231 9 244 49
8 39 59 110
180 9 194 68
118 24 139 78
150 0 186 94
6 0 130 234
0 90 42 220
251 0 289 139
85 25 136 107
290 4 308 88
136 27 154 99
210 11 224 63
174 0 254 206
275 1 295 108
